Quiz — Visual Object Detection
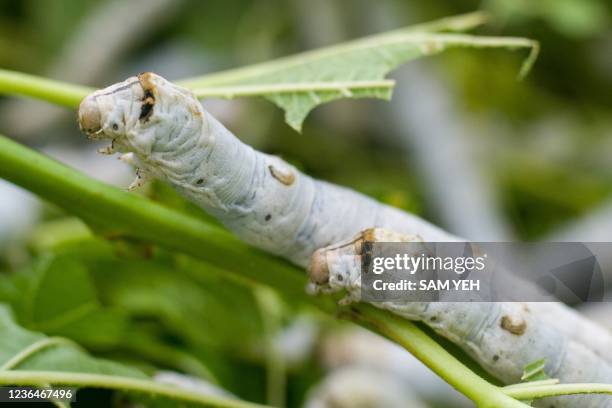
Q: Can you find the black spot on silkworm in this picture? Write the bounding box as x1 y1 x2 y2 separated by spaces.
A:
112 123 119 131
265 214 271 221
336 274 343 282
140 103 154 121
196 178 204 185
493 355 499 362
430 316 437 322
139 90 155 122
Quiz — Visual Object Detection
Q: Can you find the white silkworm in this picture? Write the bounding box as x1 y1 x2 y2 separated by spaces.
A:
309 228 612 408
79 73 612 406
78 72 454 266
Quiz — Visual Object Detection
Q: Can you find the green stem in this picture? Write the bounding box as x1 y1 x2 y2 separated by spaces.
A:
349 305 529 408
503 383 612 400
0 69 92 107
0 370 267 408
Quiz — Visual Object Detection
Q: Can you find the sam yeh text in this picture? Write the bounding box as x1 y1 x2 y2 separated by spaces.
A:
372 279 480 291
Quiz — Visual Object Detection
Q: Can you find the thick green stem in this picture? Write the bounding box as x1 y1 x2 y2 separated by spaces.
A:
349 305 529 408
0 69 91 107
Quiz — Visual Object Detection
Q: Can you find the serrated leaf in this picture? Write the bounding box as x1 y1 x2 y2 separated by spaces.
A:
178 12 538 131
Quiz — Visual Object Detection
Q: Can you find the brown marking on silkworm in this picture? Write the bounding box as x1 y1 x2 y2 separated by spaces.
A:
501 315 527 335
268 164 295 186
138 72 157 122
189 101 202 117
362 228 377 244
138 72 156 94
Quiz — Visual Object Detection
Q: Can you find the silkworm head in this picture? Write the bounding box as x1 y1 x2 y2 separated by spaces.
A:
78 72 204 151
78 76 143 140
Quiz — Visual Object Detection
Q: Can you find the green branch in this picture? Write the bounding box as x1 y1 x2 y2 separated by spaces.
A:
0 69 91 107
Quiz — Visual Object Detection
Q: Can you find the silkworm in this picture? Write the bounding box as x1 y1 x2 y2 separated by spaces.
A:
79 73 612 406
78 72 454 266
309 228 612 407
